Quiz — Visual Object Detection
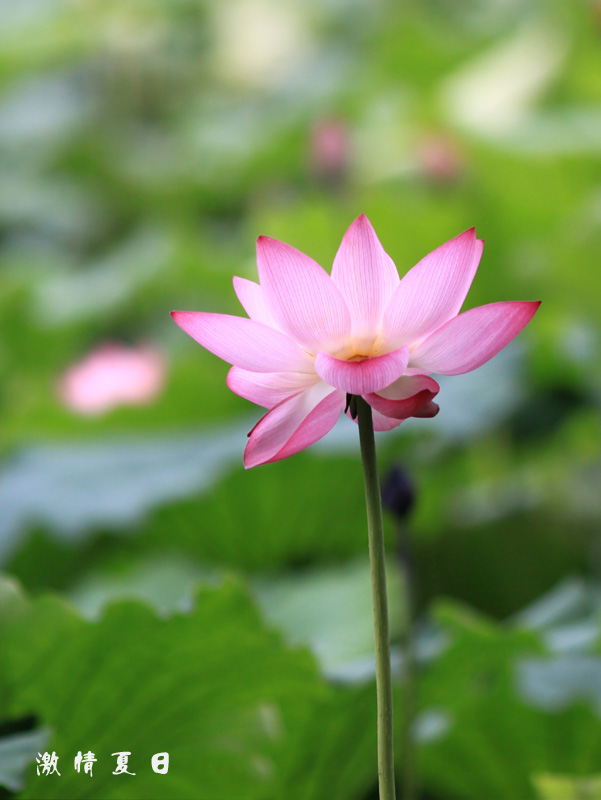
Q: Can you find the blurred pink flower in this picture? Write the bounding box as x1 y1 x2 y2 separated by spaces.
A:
417 133 464 183
309 117 350 184
59 343 166 416
172 216 539 467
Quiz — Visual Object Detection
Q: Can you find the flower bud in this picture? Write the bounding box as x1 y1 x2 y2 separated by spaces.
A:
381 465 416 521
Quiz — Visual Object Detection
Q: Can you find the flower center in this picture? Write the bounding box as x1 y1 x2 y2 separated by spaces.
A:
323 334 391 363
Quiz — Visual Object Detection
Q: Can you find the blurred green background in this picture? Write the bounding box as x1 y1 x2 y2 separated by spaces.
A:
1 0 601 798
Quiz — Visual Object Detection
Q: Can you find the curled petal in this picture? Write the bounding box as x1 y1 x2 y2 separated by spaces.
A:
171 311 314 373
233 277 278 328
366 375 440 420
227 367 319 409
331 214 400 349
244 383 345 468
383 228 483 346
412 400 439 418
346 407 402 431
257 236 351 353
314 346 410 395
410 301 541 375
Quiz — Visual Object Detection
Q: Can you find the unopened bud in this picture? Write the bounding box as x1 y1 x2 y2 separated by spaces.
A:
381 465 416 521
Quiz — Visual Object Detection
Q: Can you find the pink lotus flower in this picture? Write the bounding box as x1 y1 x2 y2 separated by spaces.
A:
172 216 539 468
59 343 166 416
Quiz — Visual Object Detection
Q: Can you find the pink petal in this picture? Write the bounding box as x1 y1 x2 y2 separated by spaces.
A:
331 214 400 351
403 367 433 376
314 346 409 395
346 407 402 431
244 383 345 468
383 229 483 346
409 301 541 375
372 411 403 431
171 311 314 373
256 236 351 353
233 276 278 328
377 374 440 400
365 375 440 420
226 367 319 409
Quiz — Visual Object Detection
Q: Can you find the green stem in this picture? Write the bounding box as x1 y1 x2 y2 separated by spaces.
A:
398 521 417 800
357 397 397 800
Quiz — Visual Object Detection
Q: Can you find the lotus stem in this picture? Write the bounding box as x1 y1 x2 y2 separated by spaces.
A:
357 396 397 800
398 520 417 800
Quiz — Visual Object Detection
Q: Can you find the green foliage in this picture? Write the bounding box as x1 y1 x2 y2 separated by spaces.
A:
4 577 601 800
0 577 324 800
418 603 601 799
534 774 601 800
